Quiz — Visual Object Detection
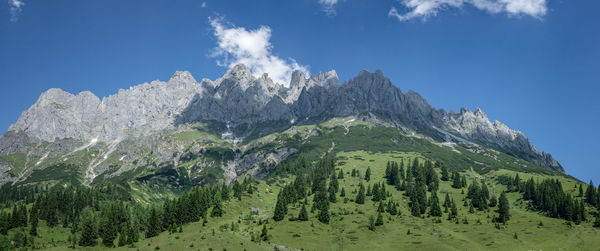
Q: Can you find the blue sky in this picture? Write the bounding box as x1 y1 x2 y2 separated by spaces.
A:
0 0 598 184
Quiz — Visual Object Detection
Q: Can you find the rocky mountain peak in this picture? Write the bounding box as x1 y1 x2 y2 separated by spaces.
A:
169 71 197 84
224 64 254 82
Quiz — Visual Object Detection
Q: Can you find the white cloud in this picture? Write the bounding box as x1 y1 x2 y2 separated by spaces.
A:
8 0 25 22
201 2 207 8
389 0 547 21
319 0 338 16
209 17 309 87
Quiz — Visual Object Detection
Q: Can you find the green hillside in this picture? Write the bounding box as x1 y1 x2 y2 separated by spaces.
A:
1 120 599 250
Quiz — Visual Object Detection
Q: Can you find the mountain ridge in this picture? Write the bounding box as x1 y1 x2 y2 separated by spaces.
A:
0 64 563 186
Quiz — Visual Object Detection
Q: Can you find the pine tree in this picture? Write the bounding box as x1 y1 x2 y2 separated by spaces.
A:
328 183 337 203
211 194 224 217
368 215 375 231
452 172 461 188
497 192 510 223
448 199 458 220
79 207 98 246
340 187 346 197
298 204 308 221
145 207 161 238
585 181 598 206
375 212 384 226
260 224 269 241
338 169 344 179
429 192 442 217
489 194 498 207
377 201 385 213
441 164 449 181
579 184 584 197
29 210 38 236
317 203 330 224
117 230 126 247
355 183 365 204
273 194 287 221
365 167 371 181
233 180 243 200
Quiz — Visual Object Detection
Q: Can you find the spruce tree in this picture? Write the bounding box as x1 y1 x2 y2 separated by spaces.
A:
377 201 385 213
585 181 598 206
497 192 510 223
145 207 161 238
211 195 224 217
79 207 98 246
368 215 375 231
298 204 308 221
375 212 384 226
356 183 365 204
260 224 269 241
317 203 330 224
429 192 442 217
338 169 344 179
489 194 498 207
328 183 337 203
452 172 461 188
365 167 371 181
273 194 287 221
29 210 38 236
340 187 346 197
441 165 449 181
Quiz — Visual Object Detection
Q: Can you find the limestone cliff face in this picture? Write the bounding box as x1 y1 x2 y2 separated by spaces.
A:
2 64 563 172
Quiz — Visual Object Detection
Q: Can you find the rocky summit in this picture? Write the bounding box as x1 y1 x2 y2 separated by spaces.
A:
0 64 562 186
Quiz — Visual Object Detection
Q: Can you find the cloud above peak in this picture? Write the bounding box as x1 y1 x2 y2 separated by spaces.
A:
209 17 309 87
319 0 339 16
8 0 25 22
389 0 547 21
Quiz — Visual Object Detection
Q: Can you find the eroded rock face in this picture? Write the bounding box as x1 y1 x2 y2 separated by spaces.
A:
2 64 563 172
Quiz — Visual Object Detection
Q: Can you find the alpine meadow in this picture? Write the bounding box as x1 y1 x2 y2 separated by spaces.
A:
1 0 599 250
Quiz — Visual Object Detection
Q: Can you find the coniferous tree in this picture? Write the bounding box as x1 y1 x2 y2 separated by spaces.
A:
594 214 600 228
29 210 38 236
448 199 458 220
233 180 243 200
298 204 308 221
317 203 330 224
585 181 598 206
489 194 498 207
452 172 462 189
441 164 449 181
79 207 98 246
356 183 365 204
260 224 269 241
211 192 224 217
443 193 451 213
579 184 584 197
497 192 510 223
429 192 442 217
368 215 375 231
338 169 344 179
340 187 346 197
328 183 337 203
145 207 161 238
375 212 384 226
365 167 371 181
377 201 385 213
273 193 287 221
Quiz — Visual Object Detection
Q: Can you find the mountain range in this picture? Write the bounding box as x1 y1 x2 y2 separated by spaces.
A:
0 64 563 187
